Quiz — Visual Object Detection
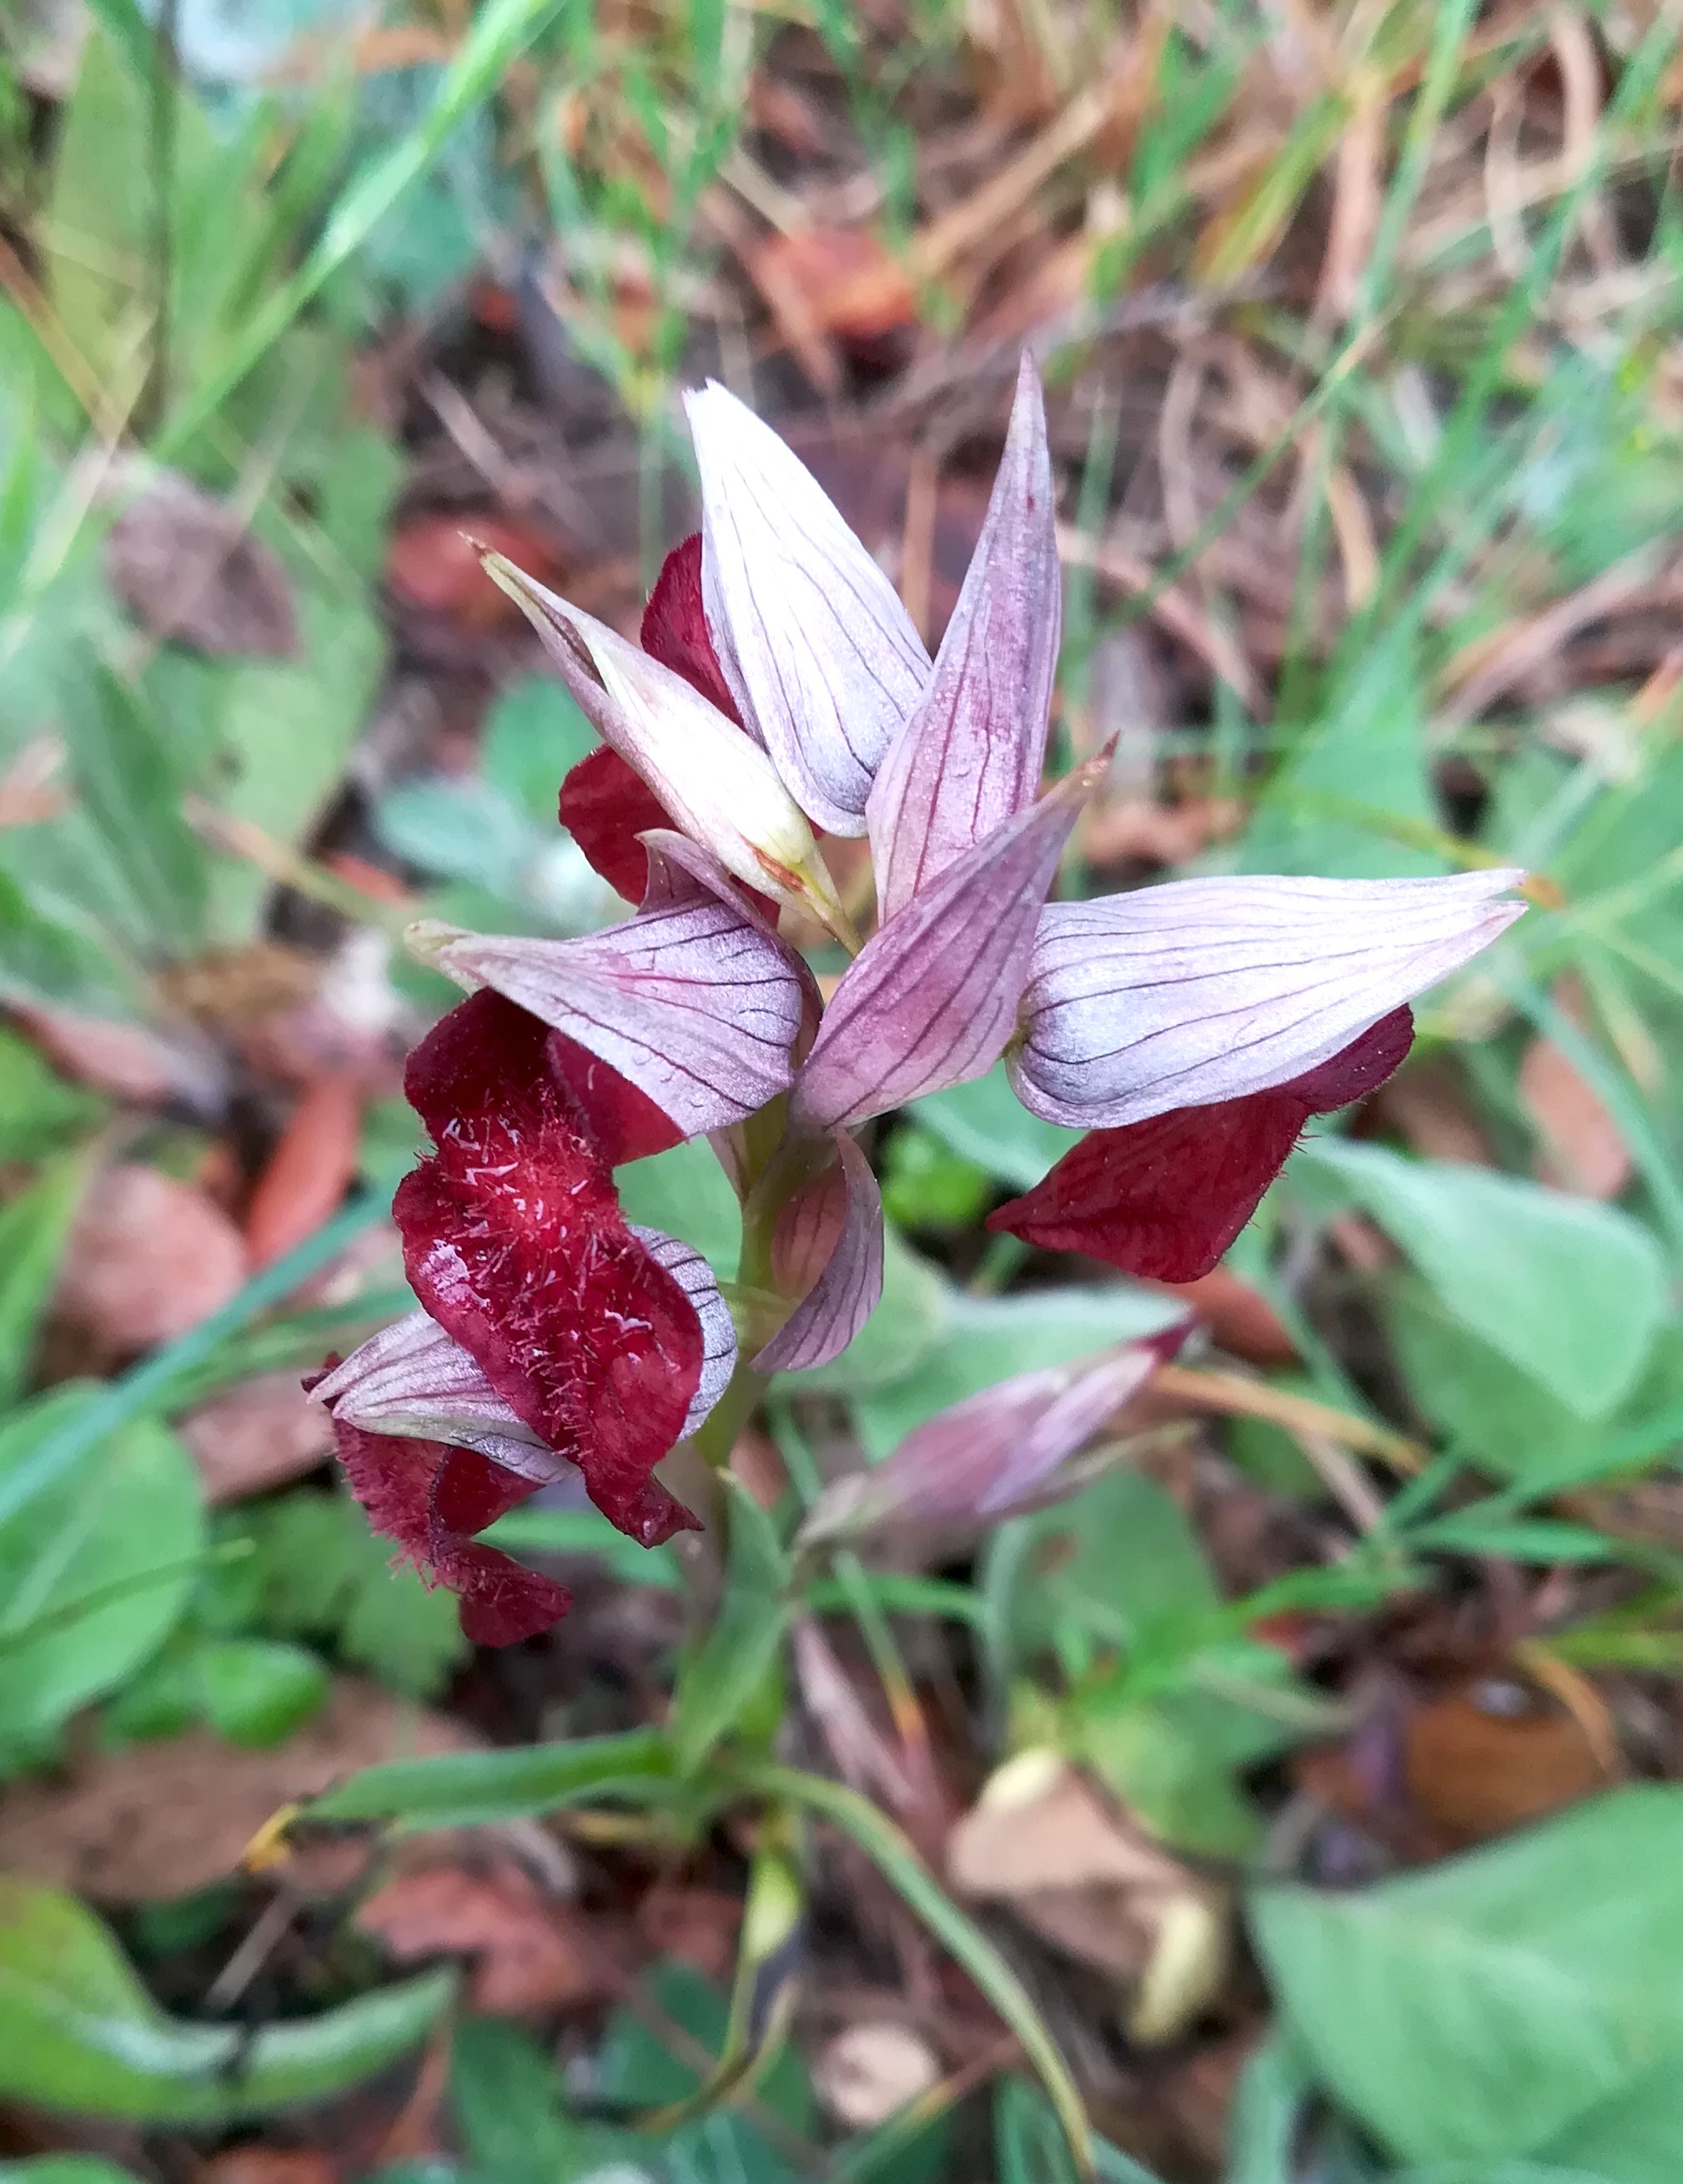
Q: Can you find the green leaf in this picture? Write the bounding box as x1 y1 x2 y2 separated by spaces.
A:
615 1135 741 1271
193 1638 329 1746
0 1029 103 1162
1239 631 1443 878
307 1725 676 1827
0 1151 93 1407
910 1063 1080 1190
880 1124 992 1232
1250 1785 1683 2166
1296 1138 1670 1417
993 2076 1166 2182
852 1285 1183 1459
670 1477 789 1775
58 670 207 957
0 2161 147 2184
41 24 151 390
1226 2037 1313 2184
1538 2051 1683 2181
450 2017 587 2184
0 1391 204 1743
483 1504 681 1590
796 1226 952 1396
0 1875 452 2121
481 675 599 826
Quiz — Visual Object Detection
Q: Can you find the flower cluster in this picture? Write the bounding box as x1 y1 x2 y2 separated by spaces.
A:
310 358 1525 1641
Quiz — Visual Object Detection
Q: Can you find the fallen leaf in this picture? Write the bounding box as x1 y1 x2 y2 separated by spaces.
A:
1520 980 1631 1199
813 2022 942 2129
1149 1266 1295 1366
947 1751 1227 2036
1404 1683 1615 1842
635 1886 740 1982
198 2151 339 2184
1370 1056 1494 1165
245 1077 364 1268
0 1681 470 1903
386 514 565 632
13 1004 224 1107
1079 796 1247 868
754 227 918 345
106 470 299 657
53 1162 248 1352
179 1371 334 1505
356 1854 602 2015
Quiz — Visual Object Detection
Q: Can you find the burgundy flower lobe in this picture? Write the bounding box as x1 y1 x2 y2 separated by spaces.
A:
548 1032 683 1165
393 989 703 1544
991 1007 1414 1282
641 531 743 724
559 745 673 905
308 1365 570 1645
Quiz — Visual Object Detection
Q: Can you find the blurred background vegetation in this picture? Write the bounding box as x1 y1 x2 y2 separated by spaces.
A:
3 0 1683 2178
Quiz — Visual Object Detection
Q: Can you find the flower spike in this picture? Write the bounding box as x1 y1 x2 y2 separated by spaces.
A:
411 833 806 1140
791 752 1107 1131
685 380 931 833
481 551 852 941
867 355 1062 919
1009 868 1527 1128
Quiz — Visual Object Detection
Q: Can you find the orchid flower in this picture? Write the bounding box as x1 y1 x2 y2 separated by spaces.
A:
310 357 1526 1643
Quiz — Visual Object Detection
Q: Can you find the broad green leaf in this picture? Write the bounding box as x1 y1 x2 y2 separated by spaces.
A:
193 1638 329 1745
41 25 151 388
911 1063 1080 1190
993 2076 1166 2182
1239 632 1443 878
670 1477 788 1775
484 1503 681 1590
0 1029 103 1162
58 671 206 956
615 1135 741 1271
375 775 539 893
1538 2051 1683 2182
0 1391 204 1742
1296 1138 1670 1417
450 2017 589 2184
796 1226 951 1396
0 2161 146 2184
852 1285 1182 1460
880 1124 992 1232
308 1725 676 1826
1226 2036 1313 2184
481 675 598 825
1251 1786 1683 2166
0 1151 93 1407
0 1875 452 2120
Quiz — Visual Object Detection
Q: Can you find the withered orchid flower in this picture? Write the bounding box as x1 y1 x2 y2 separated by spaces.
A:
311 357 1525 1640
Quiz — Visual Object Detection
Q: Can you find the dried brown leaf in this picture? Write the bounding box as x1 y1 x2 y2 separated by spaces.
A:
356 1854 602 2015
179 1371 334 1505
53 1162 248 1352
107 472 299 659
1404 1683 1615 1843
813 2023 942 2129
0 1681 470 1902
245 1076 365 1268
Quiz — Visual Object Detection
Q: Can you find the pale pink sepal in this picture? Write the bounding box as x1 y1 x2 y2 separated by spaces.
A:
790 753 1106 1131
685 380 930 835
752 1131 885 1375
867 356 1061 919
479 551 847 934
421 833 806 1138
309 1309 577 1486
630 1225 737 1434
1010 868 1528 1128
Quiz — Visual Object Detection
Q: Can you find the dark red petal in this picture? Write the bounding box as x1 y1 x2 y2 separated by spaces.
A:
315 1396 570 1647
559 743 674 904
990 1009 1413 1283
547 1032 683 1165
395 990 703 1544
641 533 741 723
